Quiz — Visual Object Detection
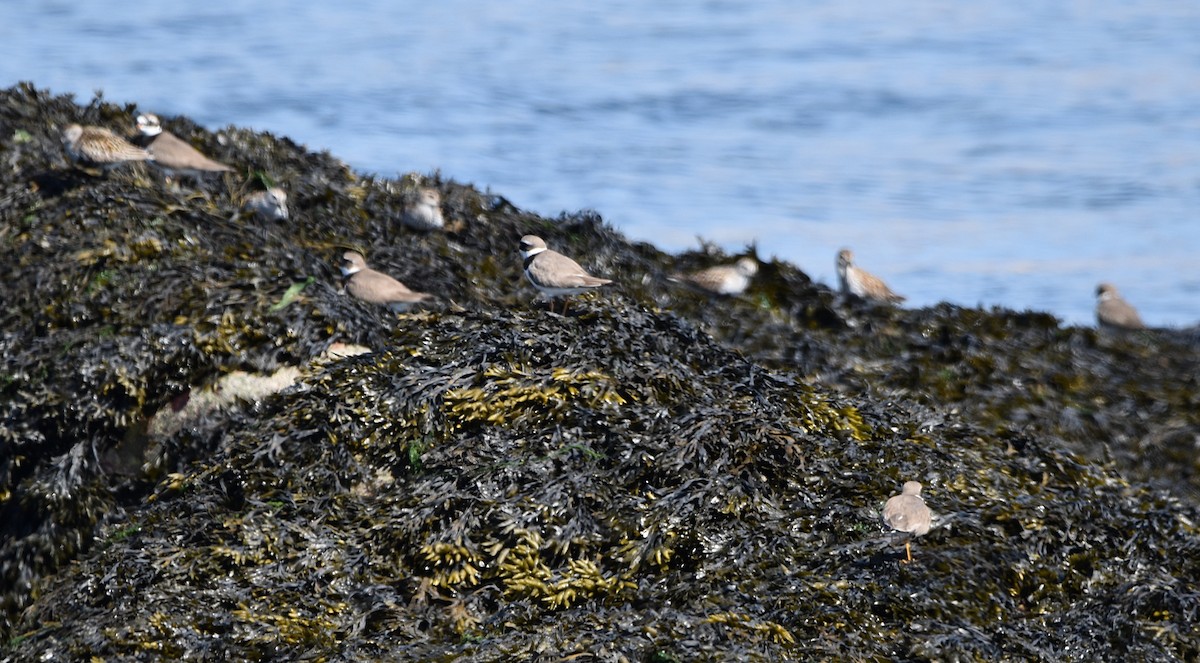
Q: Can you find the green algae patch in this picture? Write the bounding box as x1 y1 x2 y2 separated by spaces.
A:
3 83 1200 661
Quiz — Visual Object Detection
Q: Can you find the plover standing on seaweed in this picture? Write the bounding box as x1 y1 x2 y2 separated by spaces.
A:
402 187 446 231
243 188 289 221
837 248 905 304
670 257 759 296
1095 283 1145 331
882 481 932 563
519 234 612 314
61 124 154 170
135 113 233 178
340 250 432 312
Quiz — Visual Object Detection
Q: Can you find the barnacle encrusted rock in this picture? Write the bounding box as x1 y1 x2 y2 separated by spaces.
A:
2 83 1199 660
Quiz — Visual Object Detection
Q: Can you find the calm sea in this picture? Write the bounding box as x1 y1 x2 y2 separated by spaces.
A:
3 0 1199 326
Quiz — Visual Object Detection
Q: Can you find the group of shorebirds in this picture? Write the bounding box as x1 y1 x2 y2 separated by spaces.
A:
59 117 1146 331
88 115 1176 562
63 118 289 221
344 216 1147 335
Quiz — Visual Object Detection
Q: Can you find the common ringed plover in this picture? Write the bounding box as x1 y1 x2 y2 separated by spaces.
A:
339 250 432 312
135 113 233 177
519 234 612 314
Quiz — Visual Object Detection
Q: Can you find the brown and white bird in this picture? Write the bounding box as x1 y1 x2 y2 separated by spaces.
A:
670 257 759 296
242 188 289 221
339 251 432 312
61 123 154 170
519 235 612 314
1095 282 1145 331
135 113 233 177
837 248 905 304
402 187 445 231
882 480 933 563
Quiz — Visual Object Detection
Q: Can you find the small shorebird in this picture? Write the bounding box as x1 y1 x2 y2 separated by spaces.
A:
519 234 612 314
402 187 445 231
61 123 154 170
1095 282 1145 331
670 257 759 296
882 481 932 563
837 248 905 304
243 187 289 221
339 250 432 312
134 113 233 178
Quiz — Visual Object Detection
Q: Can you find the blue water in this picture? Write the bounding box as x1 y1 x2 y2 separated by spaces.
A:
3 1 1199 326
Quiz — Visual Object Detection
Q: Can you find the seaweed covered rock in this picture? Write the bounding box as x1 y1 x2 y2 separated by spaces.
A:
2 83 1200 660
705 300 1200 503
11 305 1200 661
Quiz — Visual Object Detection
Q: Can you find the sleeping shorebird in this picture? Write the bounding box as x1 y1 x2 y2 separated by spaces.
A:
837 248 904 304
62 123 154 171
243 187 289 221
519 234 612 314
402 187 445 231
339 250 432 312
670 257 758 296
882 480 932 563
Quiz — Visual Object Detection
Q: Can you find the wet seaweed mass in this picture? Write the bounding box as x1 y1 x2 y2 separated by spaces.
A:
2 82 1199 660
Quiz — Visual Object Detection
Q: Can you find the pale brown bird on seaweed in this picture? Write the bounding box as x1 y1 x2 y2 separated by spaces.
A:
882 480 932 563
402 187 446 231
135 113 234 178
1095 282 1145 331
61 123 154 170
242 187 289 221
670 257 758 296
339 250 432 312
837 248 905 304
519 235 612 314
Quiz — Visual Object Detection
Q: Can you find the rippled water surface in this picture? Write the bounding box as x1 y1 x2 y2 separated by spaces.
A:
3 0 1199 325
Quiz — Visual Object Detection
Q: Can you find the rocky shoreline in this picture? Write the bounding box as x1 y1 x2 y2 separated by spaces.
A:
2 83 1199 660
